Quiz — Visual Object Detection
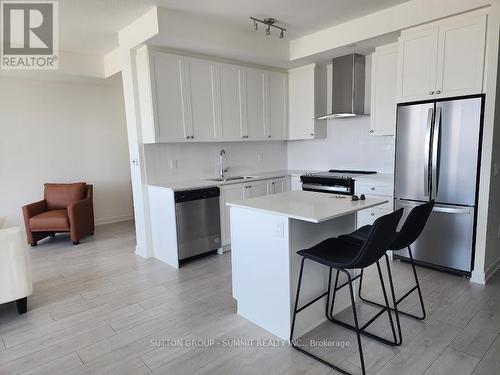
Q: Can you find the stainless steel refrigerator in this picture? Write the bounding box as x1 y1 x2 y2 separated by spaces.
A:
394 95 484 276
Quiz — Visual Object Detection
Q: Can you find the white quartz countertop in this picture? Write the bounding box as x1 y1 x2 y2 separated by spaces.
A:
148 170 315 191
227 191 388 223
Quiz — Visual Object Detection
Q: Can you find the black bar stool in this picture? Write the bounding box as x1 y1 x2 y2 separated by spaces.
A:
340 200 434 322
290 209 403 375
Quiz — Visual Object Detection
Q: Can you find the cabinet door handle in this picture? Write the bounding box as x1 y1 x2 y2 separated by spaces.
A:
429 90 435 95
370 187 375 190
436 90 441 94
310 133 314 137
371 213 375 216
369 130 374 133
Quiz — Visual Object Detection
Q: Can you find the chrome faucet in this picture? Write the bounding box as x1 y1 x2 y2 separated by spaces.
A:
219 149 229 178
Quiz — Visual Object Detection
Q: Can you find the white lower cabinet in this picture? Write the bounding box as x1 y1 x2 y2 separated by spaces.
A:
355 180 394 229
244 180 269 198
220 184 246 246
357 207 391 228
220 177 289 246
269 178 286 194
291 176 302 191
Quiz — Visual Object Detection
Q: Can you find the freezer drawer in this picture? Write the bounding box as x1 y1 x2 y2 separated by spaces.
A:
394 200 474 274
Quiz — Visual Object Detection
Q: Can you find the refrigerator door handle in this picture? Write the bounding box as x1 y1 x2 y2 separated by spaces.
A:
397 199 472 214
431 107 441 199
424 108 434 197
433 206 472 214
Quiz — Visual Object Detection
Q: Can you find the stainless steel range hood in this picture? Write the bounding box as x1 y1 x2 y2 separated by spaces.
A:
317 53 368 120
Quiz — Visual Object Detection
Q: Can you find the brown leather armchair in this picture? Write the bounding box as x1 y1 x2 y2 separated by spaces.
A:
22 183 94 246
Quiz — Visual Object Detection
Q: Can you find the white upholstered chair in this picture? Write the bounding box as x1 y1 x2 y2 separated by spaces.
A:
0 225 33 314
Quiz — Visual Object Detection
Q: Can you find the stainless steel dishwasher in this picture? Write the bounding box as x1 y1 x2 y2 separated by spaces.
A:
174 187 221 261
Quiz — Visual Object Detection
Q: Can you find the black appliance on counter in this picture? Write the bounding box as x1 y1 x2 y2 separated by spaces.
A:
300 170 377 195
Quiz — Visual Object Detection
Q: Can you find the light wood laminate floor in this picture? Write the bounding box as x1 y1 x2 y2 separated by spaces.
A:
1 221 499 375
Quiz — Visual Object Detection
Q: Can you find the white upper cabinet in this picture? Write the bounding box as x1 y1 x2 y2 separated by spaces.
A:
184 57 220 141
288 64 327 140
397 10 487 103
242 68 266 140
435 14 486 99
138 50 191 143
370 43 398 136
137 48 288 143
397 25 439 103
266 72 287 140
219 63 245 140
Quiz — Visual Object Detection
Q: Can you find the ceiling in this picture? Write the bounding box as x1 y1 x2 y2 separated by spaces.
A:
59 0 411 56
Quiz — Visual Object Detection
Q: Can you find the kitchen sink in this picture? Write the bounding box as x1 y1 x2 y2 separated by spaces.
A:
207 176 259 182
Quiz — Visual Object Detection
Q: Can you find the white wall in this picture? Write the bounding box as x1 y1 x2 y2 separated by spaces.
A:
0 76 133 227
287 118 394 172
484 31 500 276
144 141 288 185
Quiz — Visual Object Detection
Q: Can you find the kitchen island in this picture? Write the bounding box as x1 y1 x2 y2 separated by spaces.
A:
228 191 387 340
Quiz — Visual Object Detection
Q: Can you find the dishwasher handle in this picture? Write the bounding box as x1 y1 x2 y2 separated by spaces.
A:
174 187 220 203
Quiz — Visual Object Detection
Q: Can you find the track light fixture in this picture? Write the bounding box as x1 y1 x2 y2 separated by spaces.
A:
250 17 286 39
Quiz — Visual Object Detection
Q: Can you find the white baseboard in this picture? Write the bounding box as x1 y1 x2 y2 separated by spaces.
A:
470 270 485 285
485 257 500 282
95 214 134 226
470 257 500 285
135 244 153 259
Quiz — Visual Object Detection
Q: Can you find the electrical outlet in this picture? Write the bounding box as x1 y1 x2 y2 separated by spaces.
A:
494 162 500 177
169 160 177 169
257 153 264 163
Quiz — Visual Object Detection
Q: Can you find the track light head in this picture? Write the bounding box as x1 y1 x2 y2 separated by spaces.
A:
279 29 284 38
266 25 271 35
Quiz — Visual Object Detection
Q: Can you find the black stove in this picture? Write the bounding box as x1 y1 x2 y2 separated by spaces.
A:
300 170 377 195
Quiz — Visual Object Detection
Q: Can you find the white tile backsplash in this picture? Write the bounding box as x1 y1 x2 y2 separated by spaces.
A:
287 116 395 173
145 119 394 184
144 141 288 184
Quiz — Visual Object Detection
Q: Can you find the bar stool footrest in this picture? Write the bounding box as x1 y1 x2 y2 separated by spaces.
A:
327 316 399 347
359 284 425 320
